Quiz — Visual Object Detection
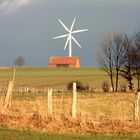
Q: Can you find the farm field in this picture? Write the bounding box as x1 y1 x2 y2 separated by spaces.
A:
0 67 127 90
0 67 140 138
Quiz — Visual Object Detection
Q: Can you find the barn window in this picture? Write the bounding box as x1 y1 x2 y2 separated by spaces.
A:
56 64 69 68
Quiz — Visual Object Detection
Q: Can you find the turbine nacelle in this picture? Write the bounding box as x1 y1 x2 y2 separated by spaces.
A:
53 18 88 57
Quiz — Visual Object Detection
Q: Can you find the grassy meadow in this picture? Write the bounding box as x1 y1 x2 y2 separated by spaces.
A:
0 67 140 138
0 67 127 89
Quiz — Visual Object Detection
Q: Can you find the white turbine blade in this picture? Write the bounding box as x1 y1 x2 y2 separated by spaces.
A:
53 34 68 39
70 18 76 32
72 29 88 34
58 19 70 32
71 36 81 48
64 36 70 50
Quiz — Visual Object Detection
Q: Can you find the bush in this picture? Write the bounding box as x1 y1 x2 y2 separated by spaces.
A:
67 81 89 92
102 81 109 92
119 84 127 92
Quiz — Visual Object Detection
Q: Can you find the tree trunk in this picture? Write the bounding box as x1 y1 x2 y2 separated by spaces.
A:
115 70 119 92
138 75 140 91
110 75 114 92
128 79 133 90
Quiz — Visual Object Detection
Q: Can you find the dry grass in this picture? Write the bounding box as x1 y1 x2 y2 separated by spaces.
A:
0 92 140 136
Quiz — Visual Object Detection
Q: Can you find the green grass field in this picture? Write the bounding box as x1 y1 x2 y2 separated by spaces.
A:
0 129 139 140
0 67 127 89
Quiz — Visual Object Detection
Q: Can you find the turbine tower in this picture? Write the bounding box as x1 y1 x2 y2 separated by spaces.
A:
53 18 88 57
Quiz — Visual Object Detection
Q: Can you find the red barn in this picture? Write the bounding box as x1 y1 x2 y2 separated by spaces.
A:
49 56 80 68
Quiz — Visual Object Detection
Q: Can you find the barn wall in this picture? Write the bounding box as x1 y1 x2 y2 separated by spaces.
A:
48 57 80 68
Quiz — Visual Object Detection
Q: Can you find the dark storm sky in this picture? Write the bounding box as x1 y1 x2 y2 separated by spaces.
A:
0 0 140 67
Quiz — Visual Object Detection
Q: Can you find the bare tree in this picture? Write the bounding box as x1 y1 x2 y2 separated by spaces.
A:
133 30 140 91
112 32 126 91
97 29 140 92
97 31 126 92
134 30 140 48
97 33 115 92
120 35 135 91
14 56 25 67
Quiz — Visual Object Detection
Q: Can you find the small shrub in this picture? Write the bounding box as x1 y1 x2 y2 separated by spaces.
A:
67 81 89 92
84 83 90 92
102 81 109 92
119 84 127 92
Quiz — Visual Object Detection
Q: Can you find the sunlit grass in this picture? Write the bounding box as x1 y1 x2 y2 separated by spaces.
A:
3 92 135 121
0 67 140 137
0 67 119 89
0 128 139 140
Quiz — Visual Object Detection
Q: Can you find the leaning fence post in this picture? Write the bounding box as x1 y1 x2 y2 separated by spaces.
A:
133 91 140 121
72 82 77 118
3 68 16 109
48 88 53 116
4 80 14 109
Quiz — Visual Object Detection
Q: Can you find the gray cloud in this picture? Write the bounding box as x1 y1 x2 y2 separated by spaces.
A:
0 0 32 13
81 0 140 8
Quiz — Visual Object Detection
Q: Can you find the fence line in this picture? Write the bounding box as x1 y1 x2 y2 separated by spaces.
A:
0 86 107 94
1 82 139 121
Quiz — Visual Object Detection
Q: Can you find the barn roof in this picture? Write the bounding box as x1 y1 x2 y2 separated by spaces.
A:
49 57 79 65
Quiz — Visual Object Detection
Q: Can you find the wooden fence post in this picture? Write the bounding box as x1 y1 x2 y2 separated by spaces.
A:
133 91 140 121
3 68 16 109
4 81 14 109
72 82 77 118
48 88 53 116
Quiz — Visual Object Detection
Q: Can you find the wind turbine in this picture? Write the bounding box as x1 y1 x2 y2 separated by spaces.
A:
53 18 88 57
